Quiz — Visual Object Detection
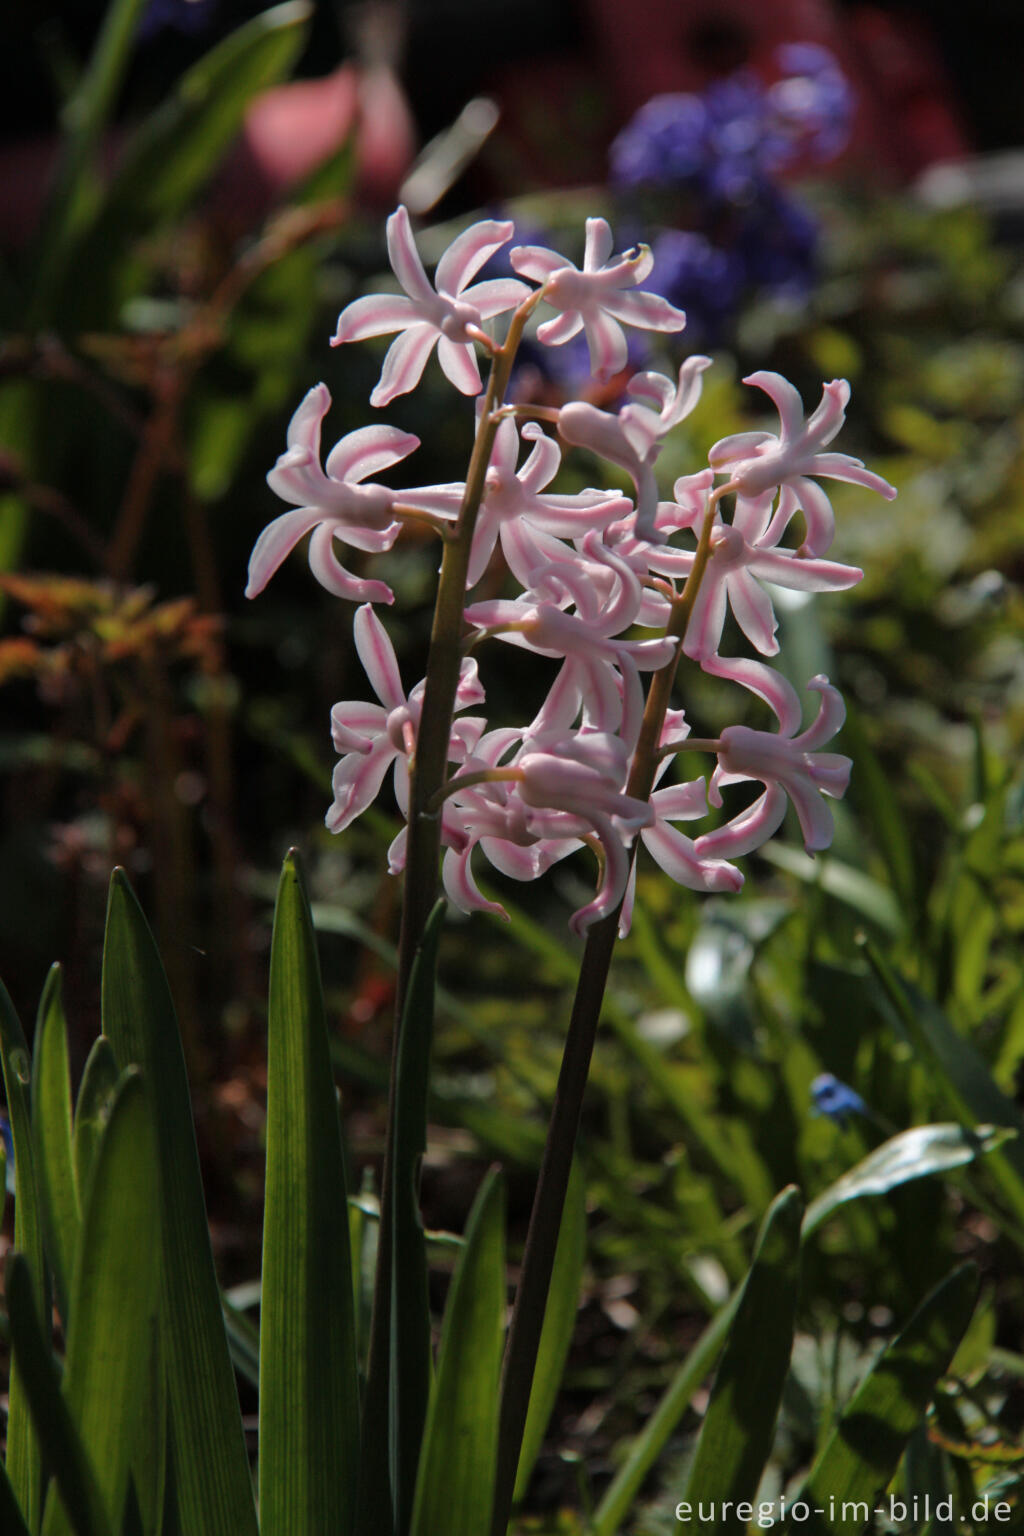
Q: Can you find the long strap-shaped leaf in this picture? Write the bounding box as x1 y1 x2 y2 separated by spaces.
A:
259 851 360 1536
5 1254 111 1536
101 870 257 1536
0 979 47 1532
410 1169 506 1536
797 1264 978 1535
41 1070 161 1536
31 966 80 1330
0 1458 31 1536
682 1185 804 1536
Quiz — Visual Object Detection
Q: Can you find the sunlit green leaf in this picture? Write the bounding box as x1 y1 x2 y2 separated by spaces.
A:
804 1124 1013 1235
683 1186 803 1535
410 1170 506 1536
101 870 257 1536
71 1037 119 1211
31 966 80 1328
259 851 360 1536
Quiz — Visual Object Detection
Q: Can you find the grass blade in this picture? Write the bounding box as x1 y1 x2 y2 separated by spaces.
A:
0 1457 31 1536
591 1296 740 1536
5 1253 111 1536
410 1169 506 1536
41 1070 160 1536
682 1186 803 1535
101 869 257 1536
31 966 80 1329
513 1157 586 1506
804 1124 1012 1236
258 851 360 1536
0 979 47 1530
799 1264 978 1535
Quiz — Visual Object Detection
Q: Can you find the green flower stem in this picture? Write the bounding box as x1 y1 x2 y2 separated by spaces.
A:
359 295 540 1536
490 488 726 1536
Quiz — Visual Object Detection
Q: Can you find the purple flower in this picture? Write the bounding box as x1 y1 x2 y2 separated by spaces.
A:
811 1073 867 1127
770 44 855 165
609 93 709 189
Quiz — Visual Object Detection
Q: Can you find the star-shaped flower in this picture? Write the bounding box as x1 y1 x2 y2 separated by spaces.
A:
331 206 529 406
511 218 687 380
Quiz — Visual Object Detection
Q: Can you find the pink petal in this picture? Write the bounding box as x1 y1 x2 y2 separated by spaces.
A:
461 277 532 317
436 335 483 396
643 821 743 892
285 383 330 454
442 844 508 919
385 205 435 303
370 324 439 408
582 311 628 379
436 218 515 295
809 453 898 499
354 603 405 709
695 785 788 859
330 699 388 753
785 776 838 853
651 779 708 820
681 571 728 660
701 655 804 735
509 244 570 283
786 476 836 555
325 424 420 484
325 742 396 832
245 506 324 598
707 429 774 469
749 547 862 593
307 527 394 604
517 422 562 492
331 292 421 345
583 218 614 270
537 310 584 347
743 371 806 440
794 675 847 751
802 379 850 448
726 569 780 656
600 288 687 333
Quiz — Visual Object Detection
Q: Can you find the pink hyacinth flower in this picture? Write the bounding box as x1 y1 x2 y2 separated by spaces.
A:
681 485 863 660
510 218 686 380
331 205 529 407
708 372 896 555
695 660 851 860
247 383 421 606
326 604 484 834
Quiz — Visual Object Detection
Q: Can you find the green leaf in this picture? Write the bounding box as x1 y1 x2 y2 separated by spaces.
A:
804 1124 1013 1235
389 901 446 1533
101 869 257 1536
0 978 47 1530
28 0 148 316
258 851 360 1536
591 1296 740 1536
410 1170 506 1536
41 1070 161 1536
5 1253 112 1536
513 1158 586 1506
31 966 80 1329
0 1457 31 1536
682 1186 803 1535
799 1264 979 1535
71 1037 119 1210
59 2 312 326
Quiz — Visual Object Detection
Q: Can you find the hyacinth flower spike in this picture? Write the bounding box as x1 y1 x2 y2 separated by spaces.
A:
511 217 687 379
709 371 897 554
331 205 530 406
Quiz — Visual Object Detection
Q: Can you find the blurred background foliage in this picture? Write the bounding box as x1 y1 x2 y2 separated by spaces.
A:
2 0 1024 1529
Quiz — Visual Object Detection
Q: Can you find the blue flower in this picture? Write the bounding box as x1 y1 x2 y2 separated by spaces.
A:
810 1073 867 1127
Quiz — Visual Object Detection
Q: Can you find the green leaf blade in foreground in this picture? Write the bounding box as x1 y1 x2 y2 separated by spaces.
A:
5 1253 111 1536
31 966 81 1329
803 1124 1012 1236
513 1157 586 1506
683 1186 804 1536
410 1169 506 1536
0 979 47 1531
72 1037 119 1206
799 1264 978 1536
101 869 257 1536
41 1070 160 1536
259 851 360 1536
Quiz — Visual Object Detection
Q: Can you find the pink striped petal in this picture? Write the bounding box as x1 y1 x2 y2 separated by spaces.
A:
536 310 584 347
600 288 687 332
285 383 330 454
462 277 531 317
370 324 439 408
330 699 388 753
436 218 515 295
385 205 435 302
353 603 405 709
443 844 508 919
324 424 420 483
331 292 421 344
308 527 394 604
696 785 788 858
701 655 804 734
583 218 614 269
510 245 571 282
436 335 483 396
325 742 396 832
643 821 743 892
245 506 324 598
582 311 628 379
743 371 807 439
